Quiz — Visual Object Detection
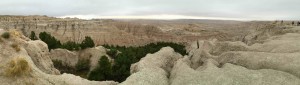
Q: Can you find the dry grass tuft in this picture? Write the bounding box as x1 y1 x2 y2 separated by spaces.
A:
9 30 21 38
11 43 21 52
5 57 32 77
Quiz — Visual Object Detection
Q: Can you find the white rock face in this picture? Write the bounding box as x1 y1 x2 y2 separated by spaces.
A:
0 31 118 85
188 40 249 69
170 58 300 85
122 47 183 85
120 68 168 85
218 52 300 78
250 33 300 53
130 47 183 74
50 49 78 67
24 40 60 74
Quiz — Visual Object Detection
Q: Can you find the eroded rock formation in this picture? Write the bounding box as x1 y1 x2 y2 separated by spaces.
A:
0 30 118 85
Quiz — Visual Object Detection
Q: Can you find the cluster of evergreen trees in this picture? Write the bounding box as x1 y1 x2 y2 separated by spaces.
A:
32 31 95 51
88 42 187 82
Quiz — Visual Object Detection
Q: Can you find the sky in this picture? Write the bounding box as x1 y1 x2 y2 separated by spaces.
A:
0 0 299 20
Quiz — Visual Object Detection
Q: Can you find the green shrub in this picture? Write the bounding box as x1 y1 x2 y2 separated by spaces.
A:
29 31 38 40
80 36 95 49
39 32 61 51
88 56 112 81
1 32 10 39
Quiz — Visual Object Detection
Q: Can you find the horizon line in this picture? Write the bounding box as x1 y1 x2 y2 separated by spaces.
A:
57 14 286 21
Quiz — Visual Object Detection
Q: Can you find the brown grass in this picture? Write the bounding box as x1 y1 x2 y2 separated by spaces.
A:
11 43 21 52
9 29 21 38
5 57 32 77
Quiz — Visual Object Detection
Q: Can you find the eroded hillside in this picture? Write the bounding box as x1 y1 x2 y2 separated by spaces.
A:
0 15 268 46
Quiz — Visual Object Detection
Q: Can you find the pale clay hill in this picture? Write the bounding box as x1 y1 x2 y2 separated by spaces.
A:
1 15 300 85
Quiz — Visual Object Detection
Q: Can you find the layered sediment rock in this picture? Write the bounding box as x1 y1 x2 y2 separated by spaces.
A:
0 30 118 85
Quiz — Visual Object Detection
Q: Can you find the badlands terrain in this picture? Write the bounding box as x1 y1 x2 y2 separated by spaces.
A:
0 15 300 85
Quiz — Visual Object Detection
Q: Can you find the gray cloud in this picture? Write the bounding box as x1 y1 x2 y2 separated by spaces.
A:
0 0 299 20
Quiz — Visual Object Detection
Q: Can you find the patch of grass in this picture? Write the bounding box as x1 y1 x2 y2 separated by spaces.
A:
5 57 32 77
1 32 10 39
11 43 21 52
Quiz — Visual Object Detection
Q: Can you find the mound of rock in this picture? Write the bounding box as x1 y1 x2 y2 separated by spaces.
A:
250 33 300 53
188 39 250 69
24 40 60 75
0 30 118 85
170 58 300 85
218 52 300 78
121 47 183 85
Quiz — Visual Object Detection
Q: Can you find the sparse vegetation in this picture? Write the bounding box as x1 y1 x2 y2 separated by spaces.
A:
5 57 31 77
11 43 21 52
1 32 10 39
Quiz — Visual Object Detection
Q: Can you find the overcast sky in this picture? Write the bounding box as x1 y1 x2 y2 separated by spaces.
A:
0 0 299 20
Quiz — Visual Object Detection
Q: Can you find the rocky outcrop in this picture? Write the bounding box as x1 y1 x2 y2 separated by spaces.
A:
0 30 118 85
250 33 300 53
217 52 300 78
24 40 60 75
170 58 300 85
188 39 249 69
121 47 183 85
130 47 183 74
120 68 168 85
